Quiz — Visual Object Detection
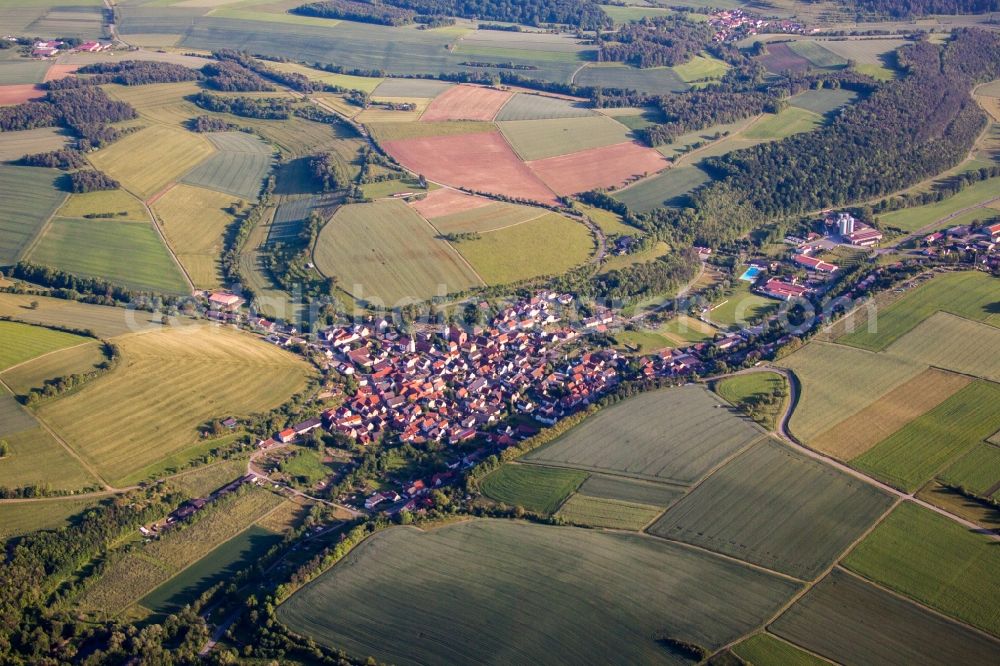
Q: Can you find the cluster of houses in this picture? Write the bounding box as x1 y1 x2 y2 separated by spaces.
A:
708 10 805 42
27 39 110 58
923 220 1000 267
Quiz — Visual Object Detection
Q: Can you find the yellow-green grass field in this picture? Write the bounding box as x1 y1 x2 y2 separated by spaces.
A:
0 497 99 540
0 421 99 492
104 81 204 128
276 520 801 665
525 384 763 486
79 487 283 615
743 107 823 140
152 184 237 289
844 501 1000 637
598 240 671 274
265 60 383 92
650 439 894 579
732 633 827 666
779 340 925 442
88 125 215 200
1 340 108 396
788 40 849 69
314 200 482 305
655 115 759 159
555 494 662 530
573 202 636 236
714 371 788 430
181 131 274 201
0 165 67 265
851 380 1000 493
0 127 69 162
428 202 545 235
56 189 149 221
0 320 90 372
612 165 711 213
137 434 244 489
613 328 673 354
235 115 362 157
0 292 163 339
37 325 313 486
355 97 431 123
938 441 1000 499
708 282 779 328
809 367 971 460
672 54 730 82
885 311 1000 382
575 473 684 507
359 177 429 199
453 213 594 285
877 178 1000 233
656 314 719 345
495 93 595 122
164 453 247 499
787 87 859 115
370 78 454 98
817 38 906 80
366 120 494 144
837 271 999 351
27 218 191 294
771 569 999 666
498 115 634 161
480 464 587 514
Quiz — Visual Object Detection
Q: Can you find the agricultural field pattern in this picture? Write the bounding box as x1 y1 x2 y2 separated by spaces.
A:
0 0 999 664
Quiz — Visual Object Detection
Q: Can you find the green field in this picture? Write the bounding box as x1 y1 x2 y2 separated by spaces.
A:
0 320 90 372
714 371 788 430
479 464 586 514
0 292 162 339
313 200 483 305
359 178 428 199
743 107 823 140
495 93 595 121
851 380 1000 492
838 271 1000 351
277 520 801 664
525 385 762 486
180 131 274 201
844 501 1000 637
573 202 637 236
575 474 684 507
817 38 907 80
0 412 98 492
0 127 69 163
79 488 283 614
708 282 780 329
428 202 544 235
574 64 688 95
613 329 673 354
599 240 672 274
779 340 924 442
57 189 149 221
1 340 107 396
555 494 663 530
672 54 730 82
280 448 338 487
0 165 66 265
498 116 634 161
885 311 1000 381
37 326 312 486
371 78 454 98
732 633 828 666
788 87 859 115
613 165 711 213
453 212 593 285
771 569 999 666
650 439 893 579
654 116 758 159
367 120 494 144
877 178 1000 232
140 524 283 614
788 41 849 69
27 218 191 295
938 441 1000 497
266 61 384 93
654 314 719 345
0 497 98 540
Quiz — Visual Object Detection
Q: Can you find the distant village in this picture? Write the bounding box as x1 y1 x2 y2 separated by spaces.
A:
1 36 113 58
708 9 806 42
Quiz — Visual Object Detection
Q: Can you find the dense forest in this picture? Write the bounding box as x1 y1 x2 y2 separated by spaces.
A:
201 60 275 92
597 16 715 68
698 31 1000 221
18 149 87 170
0 87 137 149
46 61 198 89
847 0 1000 17
293 0 418 26
189 91 292 119
377 0 610 28
67 169 119 193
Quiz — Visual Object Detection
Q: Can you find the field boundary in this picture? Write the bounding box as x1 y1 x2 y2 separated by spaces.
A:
18 190 70 263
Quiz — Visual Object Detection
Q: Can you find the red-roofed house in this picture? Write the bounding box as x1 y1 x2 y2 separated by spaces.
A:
989 222 1000 242
792 254 838 273
208 291 244 311
761 278 809 301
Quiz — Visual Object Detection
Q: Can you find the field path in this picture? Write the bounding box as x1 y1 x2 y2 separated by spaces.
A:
140 186 197 294
730 366 999 539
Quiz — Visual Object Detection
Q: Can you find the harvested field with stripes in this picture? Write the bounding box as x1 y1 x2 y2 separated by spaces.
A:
809 368 971 460
555 494 663 530
938 442 1000 498
612 165 710 213
885 312 1000 382
575 474 683 507
407 188 492 219
313 200 483 305
495 93 595 121
0 127 68 162
0 165 66 265
480 464 587 514
0 292 161 339
499 115 635 161
152 184 238 289
419 84 513 122
428 201 544 235
382 131 559 205
528 141 667 196
180 131 274 200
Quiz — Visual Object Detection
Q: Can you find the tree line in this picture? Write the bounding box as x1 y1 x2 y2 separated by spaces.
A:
293 0 419 26
597 16 715 68
44 60 198 89
848 0 1000 17
189 91 291 119
0 86 138 150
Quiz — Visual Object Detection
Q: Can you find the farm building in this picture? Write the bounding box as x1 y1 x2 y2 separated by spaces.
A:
761 278 810 301
793 254 838 273
208 291 244 311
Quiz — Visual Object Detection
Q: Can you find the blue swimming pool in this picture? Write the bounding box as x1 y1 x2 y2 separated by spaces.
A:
739 266 762 282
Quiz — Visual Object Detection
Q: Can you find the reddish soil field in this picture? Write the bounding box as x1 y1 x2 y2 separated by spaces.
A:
758 43 810 75
420 84 514 122
528 141 668 196
409 188 493 219
0 84 45 106
383 131 559 205
43 64 81 82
